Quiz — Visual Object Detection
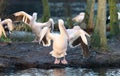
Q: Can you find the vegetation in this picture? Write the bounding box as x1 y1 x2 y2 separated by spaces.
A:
0 0 119 51
108 0 119 36
41 0 50 22
14 22 32 32
0 34 11 42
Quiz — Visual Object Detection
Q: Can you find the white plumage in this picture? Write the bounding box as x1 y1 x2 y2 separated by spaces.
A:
67 26 90 47
0 23 7 38
40 25 90 58
13 11 54 42
72 12 85 23
13 11 32 26
39 19 69 64
1 19 13 33
30 12 54 42
67 26 90 57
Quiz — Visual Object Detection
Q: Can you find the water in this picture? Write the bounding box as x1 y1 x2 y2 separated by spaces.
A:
0 67 120 76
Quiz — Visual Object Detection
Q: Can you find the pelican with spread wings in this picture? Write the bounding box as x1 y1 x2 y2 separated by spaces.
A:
13 11 54 42
67 26 90 57
39 19 69 64
39 25 90 58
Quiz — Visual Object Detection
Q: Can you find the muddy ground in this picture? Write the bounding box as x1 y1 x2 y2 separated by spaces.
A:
0 33 120 72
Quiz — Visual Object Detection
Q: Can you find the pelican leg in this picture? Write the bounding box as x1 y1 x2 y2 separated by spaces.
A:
54 58 60 64
61 57 68 64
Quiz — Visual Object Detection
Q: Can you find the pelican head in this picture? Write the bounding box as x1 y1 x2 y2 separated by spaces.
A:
72 12 85 22
49 18 54 24
58 19 64 25
49 18 54 32
79 12 85 16
32 12 37 21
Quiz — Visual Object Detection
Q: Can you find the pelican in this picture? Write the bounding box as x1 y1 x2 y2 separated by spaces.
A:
13 11 54 42
1 19 14 34
67 26 90 58
72 12 85 23
30 12 54 42
0 23 7 38
39 19 69 64
39 25 90 58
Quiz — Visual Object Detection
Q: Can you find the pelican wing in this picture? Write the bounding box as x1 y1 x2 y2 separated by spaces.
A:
39 27 49 44
80 34 88 45
1 19 13 31
0 24 7 37
13 11 32 25
71 36 90 57
79 36 90 58
39 27 51 46
68 29 81 48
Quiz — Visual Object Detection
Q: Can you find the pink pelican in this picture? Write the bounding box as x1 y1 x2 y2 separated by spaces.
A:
13 11 54 42
67 26 90 57
30 12 54 42
39 19 69 64
72 12 85 23
39 25 90 58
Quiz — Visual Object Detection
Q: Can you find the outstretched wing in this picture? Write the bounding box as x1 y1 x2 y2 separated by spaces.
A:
39 27 51 46
71 36 90 58
0 24 7 37
13 11 32 25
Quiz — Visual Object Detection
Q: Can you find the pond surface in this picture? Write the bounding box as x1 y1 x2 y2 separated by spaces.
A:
0 67 120 76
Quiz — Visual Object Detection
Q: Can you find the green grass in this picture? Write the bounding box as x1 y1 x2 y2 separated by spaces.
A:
0 34 11 42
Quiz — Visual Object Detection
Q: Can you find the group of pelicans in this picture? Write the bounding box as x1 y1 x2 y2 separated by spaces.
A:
0 11 91 64
1 11 119 64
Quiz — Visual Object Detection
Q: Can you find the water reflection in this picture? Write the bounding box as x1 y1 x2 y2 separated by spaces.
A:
0 68 120 76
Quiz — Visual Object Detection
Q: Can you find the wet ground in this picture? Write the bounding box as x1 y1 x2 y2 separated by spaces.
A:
0 32 120 72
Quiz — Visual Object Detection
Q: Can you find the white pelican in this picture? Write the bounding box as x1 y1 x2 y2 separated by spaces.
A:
13 11 54 42
39 19 69 64
1 19 14 34
0 23 7 38
30 12 54 42
67 26 90 58
72 12 85 23
39 25 90 58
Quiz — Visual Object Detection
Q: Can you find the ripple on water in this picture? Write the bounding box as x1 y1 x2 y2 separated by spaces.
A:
1 67 120 76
